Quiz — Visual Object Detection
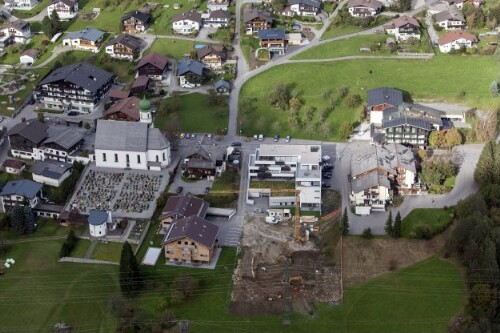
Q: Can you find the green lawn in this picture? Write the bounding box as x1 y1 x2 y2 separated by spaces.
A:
91 242 124 262
150 0 208 35
402 208 453 238
0 219 69 240
70 238 91 258
321 15 389 40
11 0 50 19
239 56 498 141
293 34 395 60
155 93 229 133
145 38 198 60
0 239 118 332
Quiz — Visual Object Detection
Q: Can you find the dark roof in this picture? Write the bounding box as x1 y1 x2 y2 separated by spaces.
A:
88 210 109 226
52 0 77 6
136 52 168 71
435 9 464 22
64 28 105 42
39 62 114 94
383 103 444 127
161 194 210 219
209 9 231 19
0 179 42 199
243 7 273 23
164 215 219 248
172 10 202 24
103 96 141 121
107 34 143 51
367 87 403 108
214 79 231 90
390 15 420 28
196 45 225 60
4 19 29 31
347 0 383 9
7 120 48 144
258 28 285 40
177 58 204 76
21 48 40 59
44 128 86 150
31 160 72 179
3 159 25 169
290 0 321 9
131 75 150 89
109 89 130 100
122 10 151 23
383 116 433 131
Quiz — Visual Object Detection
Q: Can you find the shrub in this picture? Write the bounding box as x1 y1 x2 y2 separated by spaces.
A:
414 224 432 239
361 227 373 239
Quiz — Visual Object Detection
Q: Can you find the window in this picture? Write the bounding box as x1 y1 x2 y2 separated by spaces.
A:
114 153 118 162
137 155 141 164
162 152 166 161
102 153 106 162
156 155 159 162
177 241 181 244
184 241 188 245
126 154 130 163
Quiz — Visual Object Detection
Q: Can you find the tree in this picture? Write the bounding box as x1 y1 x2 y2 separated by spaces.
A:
474 141 500 188
393 212 402 238
165 113 181 151
289 96 302 111
338 86 349 99
0 234 9 257
268 82 289 110
339 121 353 140
11 205 25 235
41 17 54 38
444 128 463 147
240 97 254 114
421 160 457 186
340 208 349 235
490 81 499 97
346 94 362 108
428 130 446 147
474 109 498 143
119 242 141 297
305 106 315 122
385 211 393 236
319 122 332 138
361 227 373 239
23 206 35 234
272 0 287 12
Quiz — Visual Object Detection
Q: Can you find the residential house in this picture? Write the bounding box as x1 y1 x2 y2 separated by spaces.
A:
130 75 151 96
438 30 478 53
446 0 466 9
0 20 31 50
286 32 302 45
94 120 170 171
282 0 321 17
42 127 87 162
347 0 383 17
103 96 141 122
109 89 130 102
202 9 231 28
47 0 78 20
159 194 210 230
62 28 105 53
196 45 226 70
31 160 72 187
243 7 272 35
214 79 231 95
19 48 40 65
435 9 465 30
5 0 38 10
258 29 286 55
2 159 26 174
383 15 421 41
0 179 43 213
163 215 219 264
135 52 168 80
88 210 116 237
7 120 49 160
367 87 403 124
181 145 226 181
349 143 416 214
105 34 143 61
172 11 202 35
207 0 229 11
121 10 151 33
177 58 205 88
249 144 322 212
37 62 114 113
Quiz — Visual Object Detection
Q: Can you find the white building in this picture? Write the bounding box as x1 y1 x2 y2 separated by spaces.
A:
94 120 170 171
285 0 321 17
47 0 78 20
62 28 105 53
172 11 202 35
31 160 72 187
0 20 31 51
438 30 478 53
2 159 26 175
88 210 115 237
383 16 421 41
434 9 465 30
249 144 322 212
0 179 43 213
207 0 229 11
347 0 383 17
20 48 40 65
4 0 38 10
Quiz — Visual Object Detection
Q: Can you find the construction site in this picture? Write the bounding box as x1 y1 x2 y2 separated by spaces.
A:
230 210 342 317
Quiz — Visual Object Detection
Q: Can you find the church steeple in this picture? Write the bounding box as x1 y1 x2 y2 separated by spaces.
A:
139 96 152 125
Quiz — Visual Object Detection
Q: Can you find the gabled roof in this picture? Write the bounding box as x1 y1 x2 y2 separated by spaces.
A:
290 0 321 9
147 128 170 150
136 52 168 71
164 215 219 248
351 170 390 193
64 28 105 42
3 159 25 169
383 116 433 131
31 160 72 179
173 10 202 24
390 15 420 28
2 19 29 32
367 87 403 108
103 96 141 121
109 89 130 100
177 58 204 76
95 120 148 152
383 103 443 126
161 194 210 219
347 0 383 10
88 210 109 226
243 7 273 23
51 0 77 6
351 143 416 178
7 120 48 144
122 10 151 23
131 75 150 89
434 9 465 22
196 45 225 60
258 28 285 40
44 127 86 150
209 9 231 19
107 34 143 51
21 48 40 59
39 62 114 94
214 79 231 90
438 30 478 45
0 179 42 199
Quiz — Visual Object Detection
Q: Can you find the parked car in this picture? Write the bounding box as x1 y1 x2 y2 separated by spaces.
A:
273 134 279 142
191 134 196 140
208 134 213 140
179 133 185 139
176 186 183 194
285 135 291 143
322 183 331 188
348 174 352 182
185 133 191 139
258 134 264 141
323 174 332 179
204 187 210 194
253 134 258 140
231 142 242 147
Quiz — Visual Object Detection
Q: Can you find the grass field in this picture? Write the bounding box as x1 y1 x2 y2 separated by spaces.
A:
239 56 498 141
145 38 199 60
70 238 91 258
151 0 208 35
91 242 124 262
154 93 229 133
402 208 453 238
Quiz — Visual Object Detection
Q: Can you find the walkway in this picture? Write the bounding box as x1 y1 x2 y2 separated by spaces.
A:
84 240 97 259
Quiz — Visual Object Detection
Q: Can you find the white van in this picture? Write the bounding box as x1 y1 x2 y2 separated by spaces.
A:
258 134 264 141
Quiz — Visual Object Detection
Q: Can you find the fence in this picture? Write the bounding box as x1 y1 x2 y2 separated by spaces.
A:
59 257 119 265
396 52 434 58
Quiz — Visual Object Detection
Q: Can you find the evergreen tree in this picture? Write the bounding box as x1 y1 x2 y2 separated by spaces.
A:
23 206 36 234
12 205 25 235
474 141 500 188
393 212 402 238
385 211 393 236
119 242 141 297
341 207 349 235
